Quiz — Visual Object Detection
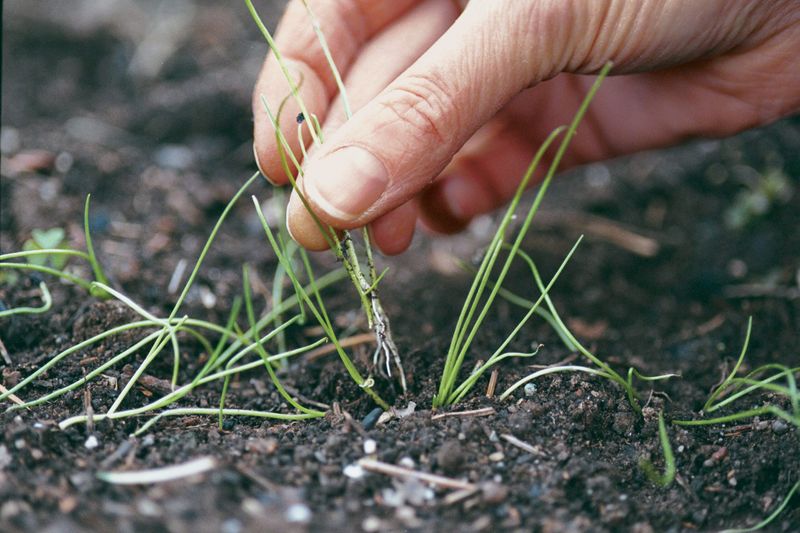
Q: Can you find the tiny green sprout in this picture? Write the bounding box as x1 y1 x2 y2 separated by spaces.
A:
639 411 675 487
724 167 794 229
23 228 69 268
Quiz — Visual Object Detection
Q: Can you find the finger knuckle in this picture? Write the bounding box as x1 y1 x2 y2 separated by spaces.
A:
380 73 456 148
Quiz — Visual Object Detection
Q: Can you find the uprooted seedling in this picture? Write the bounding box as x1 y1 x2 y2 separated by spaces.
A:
247 0 404 393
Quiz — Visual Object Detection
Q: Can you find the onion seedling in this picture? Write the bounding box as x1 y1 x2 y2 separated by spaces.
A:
246 0 405 394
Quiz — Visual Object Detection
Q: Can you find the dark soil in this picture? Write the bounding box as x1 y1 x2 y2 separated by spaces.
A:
2 2 799 532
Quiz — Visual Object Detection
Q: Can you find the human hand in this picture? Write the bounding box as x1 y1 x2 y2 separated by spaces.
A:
252 0 800 254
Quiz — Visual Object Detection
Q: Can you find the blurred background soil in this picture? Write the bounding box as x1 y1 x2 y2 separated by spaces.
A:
1 1 799 531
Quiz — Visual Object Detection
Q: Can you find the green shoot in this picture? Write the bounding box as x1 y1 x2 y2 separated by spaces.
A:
252 196 389 409
0 198 109 303
434 63 613 408
84 195 111 298
3 170 354 438
500 365 613 401
22 227 69 269
0 281 51 318
513 247 676 411
674 318 799 429
704 317 752 412
638 411 676 487
446 237 584 406
0 261 95 292
242 263 323 416
719 479 800 533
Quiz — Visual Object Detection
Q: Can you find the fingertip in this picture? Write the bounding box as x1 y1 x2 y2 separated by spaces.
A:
252 56 329 187
286 190 332 252
418 174 487 234
253 141 282 185
370 201 418 256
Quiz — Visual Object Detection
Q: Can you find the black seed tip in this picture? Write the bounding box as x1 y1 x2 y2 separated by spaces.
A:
362 407 383 430
296 113 305 124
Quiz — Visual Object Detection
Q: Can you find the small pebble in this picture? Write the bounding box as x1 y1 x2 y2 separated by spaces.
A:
85 435 99 450
285 503 311 523
221 518 242 533
362 516 382 532
363 439 377 455
481 482 508 503
436 441 464 475
343 464 365 479
771 420 788 434
55 152 74 173
0 127 20 154
154 144 194 170
136 499 161 517
488 451 505 462
524 383 537 396
399 457 415 468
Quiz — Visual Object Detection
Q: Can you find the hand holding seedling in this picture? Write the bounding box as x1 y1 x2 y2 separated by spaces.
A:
253 0 800 254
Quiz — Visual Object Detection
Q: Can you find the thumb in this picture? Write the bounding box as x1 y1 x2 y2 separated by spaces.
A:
288 1 563 234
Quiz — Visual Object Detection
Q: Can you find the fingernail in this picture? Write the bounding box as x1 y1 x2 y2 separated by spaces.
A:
286 191 330 251
441 175 474 221
253 142 279 185
304 146 388 222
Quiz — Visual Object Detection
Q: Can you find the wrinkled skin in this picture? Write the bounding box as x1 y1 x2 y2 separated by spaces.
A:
252 0 800 254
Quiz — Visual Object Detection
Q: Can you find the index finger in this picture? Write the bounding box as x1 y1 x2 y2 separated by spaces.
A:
252 0 420 185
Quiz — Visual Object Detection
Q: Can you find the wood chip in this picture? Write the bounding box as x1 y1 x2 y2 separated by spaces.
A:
500 434 543 456
431 407 496 421
305 332 376 362
358 458 476 491
486 369 498 398
0 383 25 406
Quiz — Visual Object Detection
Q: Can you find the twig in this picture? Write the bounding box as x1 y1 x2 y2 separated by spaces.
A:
442 487 481 505
235 463 281 492
431 407 496 421
486 369 499 398
500 434 542 456
0 383 25 406
305 332 375 362
536 210 661 257
281 384 330 410
341 409 368 437
0 336 11 365
97 456 217 485
723 284 800 300
525 353 578 370
167 258 188 295
84 388 95 435
358 458 476 491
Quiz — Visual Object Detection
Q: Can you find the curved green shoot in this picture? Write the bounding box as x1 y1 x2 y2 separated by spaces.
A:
59 406 320 432
253 196 389 409
242 263 324 416
500 365 613 400
84 194 111 298
434 62 613 408
720 479 799 533
704 317 753 412
446 236 584 406
0 281 51 318
639 411 675 487
0 262 94 291
0 249 90 262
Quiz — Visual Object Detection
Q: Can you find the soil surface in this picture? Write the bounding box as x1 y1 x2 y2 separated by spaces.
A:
2 2 799 532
